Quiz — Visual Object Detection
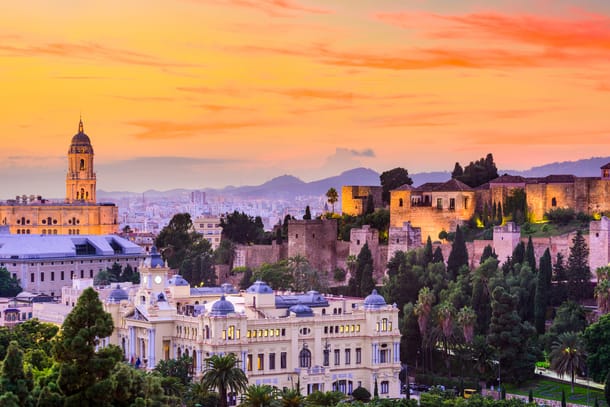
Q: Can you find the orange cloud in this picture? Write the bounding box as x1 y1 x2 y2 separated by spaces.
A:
0 41 189 68
127 119 270 140
196 0 332 17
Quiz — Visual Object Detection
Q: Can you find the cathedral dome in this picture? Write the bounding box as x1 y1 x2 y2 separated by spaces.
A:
289 304 314 317
210 295 235 316
107 284 129 303
246 281 273 294
363 289 387 309
168 274 189 286
69 119 94 153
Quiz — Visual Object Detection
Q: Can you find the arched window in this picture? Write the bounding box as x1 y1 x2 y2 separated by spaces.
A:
551 197 557 207
399 198 403 207
299 346 311 368
80 159 85 171
80 188 85 200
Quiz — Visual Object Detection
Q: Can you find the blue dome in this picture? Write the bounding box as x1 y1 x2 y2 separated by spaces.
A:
108 284 129 303
149 246 164 268
221 283 238 294
364 289 386 309
210 295 235 316
247 281 273 294
168 275 189 286
289 304 314 317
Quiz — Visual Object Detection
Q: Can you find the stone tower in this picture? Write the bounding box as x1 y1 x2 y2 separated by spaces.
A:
66 118 96 203
493 222 521 265
589 216 610 273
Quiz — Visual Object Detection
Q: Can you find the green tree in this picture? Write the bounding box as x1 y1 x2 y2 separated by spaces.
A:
605 371 610 407
215 239 236 266
534 248 552 334
549 332 587 393
220 211 265 244
155 213 196 268
423 236 434 267
583 313 610 382
351 386 372 402
54 287 122 407
380 167 413 205
180 238 216 286
325 188 338 214
480 245 497 264
305 390 344 406
201 353 248 407
303 205 312 220
432 246 444 264
0 341 33 407
349 243 375 297
525 236 536 273
457 306 477 344
447 226 468 280
0 267 22 297
240 384 279 407
451 162 463 178
567 230 590 301
365 194 375 215
253 261 293 291
452 154 498 188
278 388 304 407
154 354 193 386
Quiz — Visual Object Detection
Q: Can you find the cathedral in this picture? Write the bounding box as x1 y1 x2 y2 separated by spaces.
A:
0 119 118 235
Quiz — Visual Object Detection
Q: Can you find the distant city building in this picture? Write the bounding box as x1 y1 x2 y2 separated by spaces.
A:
193 215 223 249
190 191 206 206
0 119 119 235
0 234 145 296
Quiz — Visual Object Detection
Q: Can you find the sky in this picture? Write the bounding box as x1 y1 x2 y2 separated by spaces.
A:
2 0 610 197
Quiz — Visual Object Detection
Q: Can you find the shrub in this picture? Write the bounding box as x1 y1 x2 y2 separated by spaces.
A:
333 268 346 282
545 208 576 225
351 386 371 402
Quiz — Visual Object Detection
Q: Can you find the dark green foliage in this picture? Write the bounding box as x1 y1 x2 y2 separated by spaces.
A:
303 205 312 220
154 355 193 386
451 162 463 178
480 245 497 264
451 153 498 188
305 390 344 406
95 263 139 285
528 389 534 403
0 267 22 297
566 230 590 301
512 242 525 267
471 258 499 336
238 267 254 290
504 188 528 224
605 371 610 406
333 268 346 282
584 313 610 382
423 236 434 267
432 247 444 264
253 261 292 290
220 211 266 244
0 341 33 407
525 236 536 273
201 354 248 407
534 249 552 334
488 286 536 383
561 389 566 407
337 210 390 243
352 386 371 402
349 243 375 297
326 188 338 213
180 238 216 287
380 167 413 205
374 377 379 398
54 287 123 406
551 253 568 305
214 239 235 266
447 226 468 280
155 213 196 268
545 208 576 225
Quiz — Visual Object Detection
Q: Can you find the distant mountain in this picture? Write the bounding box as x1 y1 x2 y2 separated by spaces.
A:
97 156 610 201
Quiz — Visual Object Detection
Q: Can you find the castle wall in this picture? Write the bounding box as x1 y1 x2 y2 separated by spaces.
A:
389 189 412 227
233 243 282 270
287 219 337 273
575 179 610 215
341 186 383 216
388 222 422 261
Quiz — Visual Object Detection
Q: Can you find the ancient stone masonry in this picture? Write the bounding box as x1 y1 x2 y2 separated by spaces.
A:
341 186 383 216
493 222 521 265
388 222 422 261
589 216 610 275
287 219 338 273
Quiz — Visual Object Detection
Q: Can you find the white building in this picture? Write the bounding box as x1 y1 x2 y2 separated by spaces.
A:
193 215 223 249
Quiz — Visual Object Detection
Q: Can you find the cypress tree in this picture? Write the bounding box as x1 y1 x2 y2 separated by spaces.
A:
567 230 590 301
497 203 503 225
528 389 534 403
492 202 498 224
561 389 566 407
423 236 433 267
447 226 468 280
525 236 537 273
512 241 525 267
534 248 552 334
432 246 444 264
303 205 312 220
350 243 375 297
480 244 497 264
0 341 33 407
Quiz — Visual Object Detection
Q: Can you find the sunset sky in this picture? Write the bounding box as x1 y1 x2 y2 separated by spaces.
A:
2 0 610 197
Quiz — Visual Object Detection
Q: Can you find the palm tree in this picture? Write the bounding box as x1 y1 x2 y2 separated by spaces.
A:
414 286 435 371
240 384 280 407
326 188 338 214
201 353 248 407
595 279 610 314
278 388 304 407
457 306 477 343
549 332 587 393
305 390 345 406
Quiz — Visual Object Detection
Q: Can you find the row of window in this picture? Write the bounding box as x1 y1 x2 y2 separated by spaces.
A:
322 347 362 367
1 259 138 267
30 269 96 283
246 328 287 338
246 351 287 371
323 324 361 334
376 318 392 332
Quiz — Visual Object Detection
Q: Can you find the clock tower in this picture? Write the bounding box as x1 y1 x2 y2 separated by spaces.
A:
66 118 96 203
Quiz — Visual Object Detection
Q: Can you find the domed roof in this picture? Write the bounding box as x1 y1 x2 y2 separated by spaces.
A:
69 119 94 153
364 289 387 309
210 295 235 316
289 304 314 317
221 283 238 294
108 284 129 303
148 246 165 268
247 280 273 294
168 274 189 286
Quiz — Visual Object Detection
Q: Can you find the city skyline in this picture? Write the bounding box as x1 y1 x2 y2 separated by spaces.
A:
2 0 610 196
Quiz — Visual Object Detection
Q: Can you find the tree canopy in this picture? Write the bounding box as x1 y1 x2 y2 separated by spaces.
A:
380 167 413 205
451 153 498 188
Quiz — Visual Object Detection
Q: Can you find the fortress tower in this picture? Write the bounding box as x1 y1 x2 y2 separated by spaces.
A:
66 119 96 203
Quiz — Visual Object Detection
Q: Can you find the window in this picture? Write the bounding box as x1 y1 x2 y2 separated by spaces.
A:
51 271 55 281
269 353 276 370
334 349 340 366
356 348 362 364
436 198 443 209
257 354 264 370
61 271 64 280
464 197 469 209
280 352 287 369
30 273 34 283
380 349 389 363
449 198 455 210
323 348 330 366
299 347 311 368
399 198 403 207
40 272 44 282
345 349 351 365
552 197 557 207
381 381 389 394
247 354 252 371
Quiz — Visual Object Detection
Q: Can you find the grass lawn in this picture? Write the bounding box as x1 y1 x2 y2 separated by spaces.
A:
505 378 607 407
519 220 589 238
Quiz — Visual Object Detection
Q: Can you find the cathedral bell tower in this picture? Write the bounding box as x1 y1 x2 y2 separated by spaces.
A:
66 118 96 203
